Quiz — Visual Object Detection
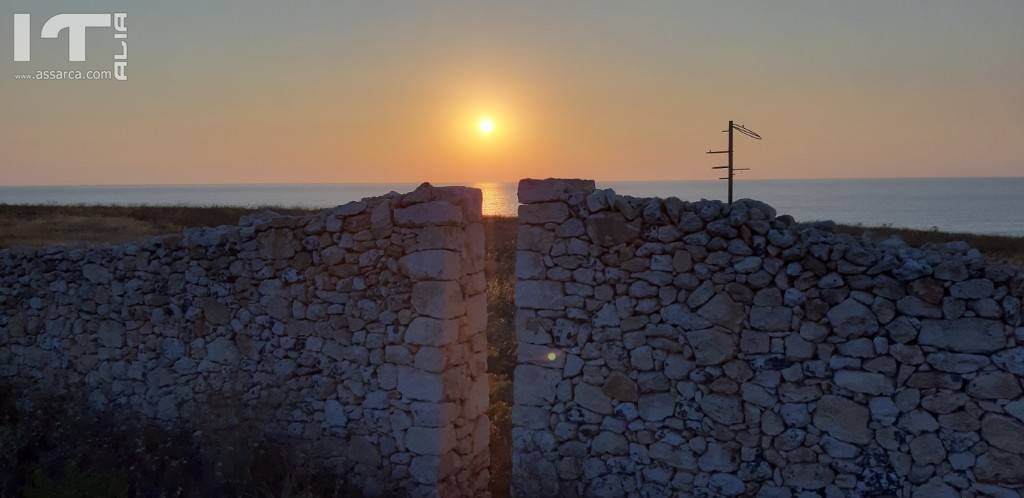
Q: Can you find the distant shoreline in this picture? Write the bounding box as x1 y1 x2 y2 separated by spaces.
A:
2 178 1022 236
2 175 1024 188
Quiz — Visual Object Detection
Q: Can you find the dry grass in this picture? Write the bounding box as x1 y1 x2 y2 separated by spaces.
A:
482 216 517 498
0 204 314 249
0 385 350 498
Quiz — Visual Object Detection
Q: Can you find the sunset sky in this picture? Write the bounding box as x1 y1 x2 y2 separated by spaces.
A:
2 1 1022 185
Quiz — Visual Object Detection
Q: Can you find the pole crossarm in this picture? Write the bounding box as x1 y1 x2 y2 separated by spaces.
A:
705 120 762 205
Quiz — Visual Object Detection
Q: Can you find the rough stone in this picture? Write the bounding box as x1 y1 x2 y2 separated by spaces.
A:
97 320 125 348
968 372 1023 399
395 201 462 226
699 394 743 425
685 328 736 365
834 370 894 395
993 347 1024 376
515 365 561 406
586 211 641 247
639 393 676 421
591 431 627 455
813 395 871 444
912 479 959 498
412 281 463 319
518 178 595 203
827 298 879 338
574 383 613 414
975 449 1024 484
405 317 460 346
926 352 990 373
909 433 946 464
709 473 746 496
981 415 1024 454
697 294 746 331
399 250 461 280
918 318 1006 353
602 371 638 401
783 463 834 490
519 202 570 224
750 306 793 331
951 278 995 299
515 280 565 310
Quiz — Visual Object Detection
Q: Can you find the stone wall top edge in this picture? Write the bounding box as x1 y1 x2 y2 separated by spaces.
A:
513 179 1024 279
517 178 596 204
0 183 483 259
517 177 767 214
392 183 482 220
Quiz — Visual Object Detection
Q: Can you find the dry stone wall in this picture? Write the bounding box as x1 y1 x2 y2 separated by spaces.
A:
512 178 1024 498
0 184 489 498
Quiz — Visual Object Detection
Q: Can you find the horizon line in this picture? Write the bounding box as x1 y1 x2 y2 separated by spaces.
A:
2 174 1023 189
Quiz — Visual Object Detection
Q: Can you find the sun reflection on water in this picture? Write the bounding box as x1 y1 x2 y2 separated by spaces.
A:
471 182 518 217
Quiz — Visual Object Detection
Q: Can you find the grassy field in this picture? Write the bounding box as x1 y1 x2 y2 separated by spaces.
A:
1 205 1021 497
0 204 315 248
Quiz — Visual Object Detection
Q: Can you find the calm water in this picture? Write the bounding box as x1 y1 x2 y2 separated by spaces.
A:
1 178 1022 236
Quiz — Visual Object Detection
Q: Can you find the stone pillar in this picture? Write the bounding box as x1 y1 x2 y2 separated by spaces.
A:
511 178 596 498
394 185 490 498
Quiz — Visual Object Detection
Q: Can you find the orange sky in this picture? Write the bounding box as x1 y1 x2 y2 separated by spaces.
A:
2 1 1022 185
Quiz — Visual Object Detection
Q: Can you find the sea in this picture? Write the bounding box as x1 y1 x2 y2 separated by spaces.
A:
1 177 1022 236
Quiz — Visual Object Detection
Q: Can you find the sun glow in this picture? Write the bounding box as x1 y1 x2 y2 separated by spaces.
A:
477 117 495 136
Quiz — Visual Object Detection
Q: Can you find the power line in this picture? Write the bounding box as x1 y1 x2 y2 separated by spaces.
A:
706 120 762 204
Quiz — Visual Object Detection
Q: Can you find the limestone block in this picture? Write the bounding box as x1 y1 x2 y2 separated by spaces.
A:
813 395 871 444
515 251 546 280
517 342 564 369
685 328 737 366
514 365 561 406
412 281 463 319
574 383 612 414
918 318 1005 353
399 250 461 280
82 263 113 283
395 201 463 227
398 367 445 402
639 393 676 421
406 426 455 455
405 317 460 346
697 294 746 331
97 320 125 348
833 370 894 395
826 298 879 338
257 228 295 259
517 178 595 203
699 394 742 425
590 214 642 250
515 280 564 310
518 202 570 225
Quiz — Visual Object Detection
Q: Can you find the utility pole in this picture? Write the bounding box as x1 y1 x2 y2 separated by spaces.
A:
707 120 761 204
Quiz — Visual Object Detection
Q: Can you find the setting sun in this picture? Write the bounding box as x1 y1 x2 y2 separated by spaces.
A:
477 117 495 136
